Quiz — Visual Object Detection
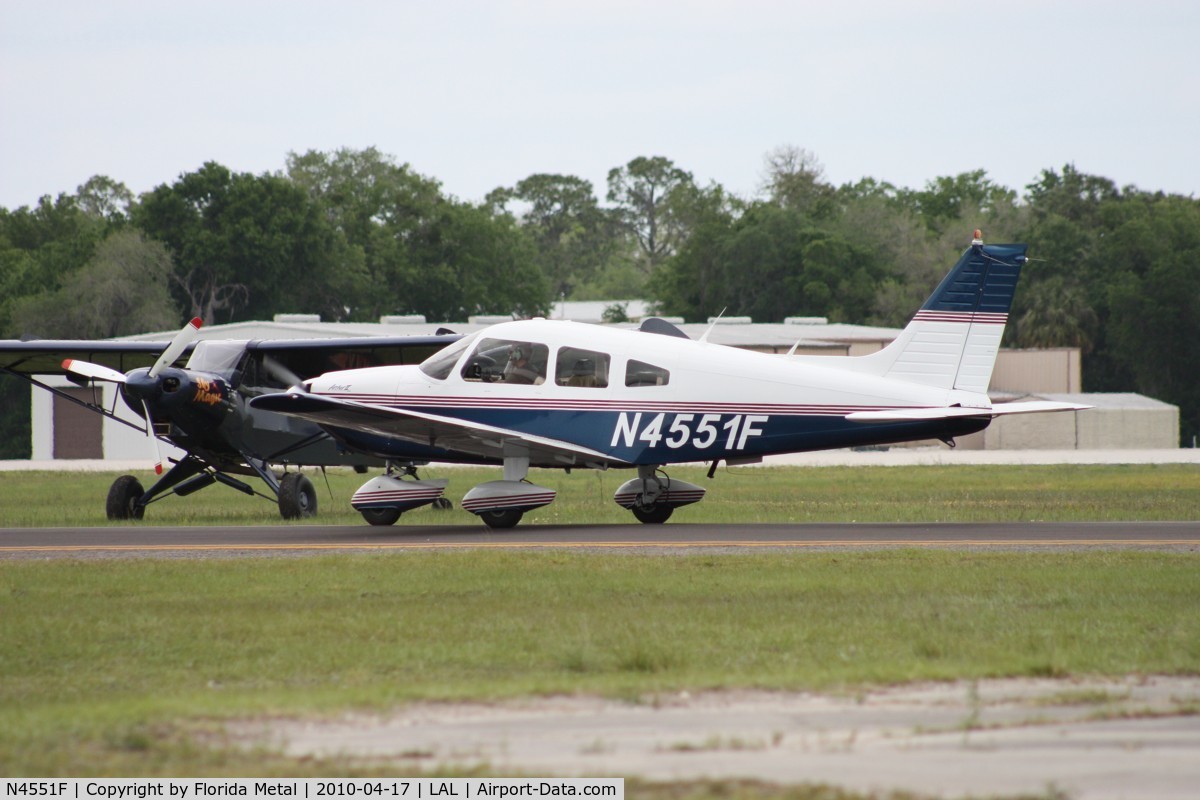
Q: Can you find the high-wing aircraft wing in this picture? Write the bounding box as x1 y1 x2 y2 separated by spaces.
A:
0 336 457 380
251 392 629 470
0 340 182 376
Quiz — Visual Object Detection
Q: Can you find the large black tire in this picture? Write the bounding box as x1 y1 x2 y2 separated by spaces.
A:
361 507 401 526
106 475 145 520
278 473 317 519
631 503 673 524
479 508 523 529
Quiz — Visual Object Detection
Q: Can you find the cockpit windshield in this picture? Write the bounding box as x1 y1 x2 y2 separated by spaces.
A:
418 333 481 380
185 341 246 374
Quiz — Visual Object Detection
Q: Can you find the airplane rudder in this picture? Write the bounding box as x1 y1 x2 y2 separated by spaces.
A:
917 241 1028 319
875 237 1028 391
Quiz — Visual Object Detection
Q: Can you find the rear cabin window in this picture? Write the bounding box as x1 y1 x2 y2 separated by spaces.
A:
555 347 610 388
461 338 549 384
625 360 670 387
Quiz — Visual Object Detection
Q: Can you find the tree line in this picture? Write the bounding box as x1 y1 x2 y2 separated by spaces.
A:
2 146 1199 452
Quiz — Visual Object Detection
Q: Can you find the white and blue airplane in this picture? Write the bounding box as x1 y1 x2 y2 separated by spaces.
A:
252 233 1088 528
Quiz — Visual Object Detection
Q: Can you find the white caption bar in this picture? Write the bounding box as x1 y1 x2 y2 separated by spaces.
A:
2 780 623 800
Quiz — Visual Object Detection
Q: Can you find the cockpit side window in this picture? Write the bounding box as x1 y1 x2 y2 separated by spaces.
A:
555 347 610 388
625 359 670 387
461 338 548 384
419 334 477 381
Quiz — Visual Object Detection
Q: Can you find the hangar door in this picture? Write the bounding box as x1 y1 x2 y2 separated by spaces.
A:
53 388 103 459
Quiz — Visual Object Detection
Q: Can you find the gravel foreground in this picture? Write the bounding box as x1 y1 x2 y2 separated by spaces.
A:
236 676 1200 799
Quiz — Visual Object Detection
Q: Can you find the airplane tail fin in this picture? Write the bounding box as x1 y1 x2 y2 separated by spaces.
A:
863 234 1026 393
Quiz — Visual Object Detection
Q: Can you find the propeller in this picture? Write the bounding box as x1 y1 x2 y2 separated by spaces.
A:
150 317 203 378
143 399 164 475
62 359 127 384
262 355 308 393
60 317 204 476
61 317 204 385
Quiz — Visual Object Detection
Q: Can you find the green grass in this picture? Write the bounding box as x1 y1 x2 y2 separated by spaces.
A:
2 464 1198 783
2 550 1198 775
1 463 1199 526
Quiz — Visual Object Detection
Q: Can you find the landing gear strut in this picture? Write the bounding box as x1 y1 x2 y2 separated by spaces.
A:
103 454 317 521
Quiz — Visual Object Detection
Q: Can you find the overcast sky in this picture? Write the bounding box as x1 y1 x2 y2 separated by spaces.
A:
2 0 1197 211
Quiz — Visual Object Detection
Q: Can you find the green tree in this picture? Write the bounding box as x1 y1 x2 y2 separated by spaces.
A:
486 173 618 298
759 145 837 218
899 169 1018 232
606 156 696 271
0 178 135 336
1007 275 1098 352
286 147 441 318
134 162 361 324
289 148 550 320
654 203 881 323
9 230 181 338
0 176 135 459
401 201 548 321
1100 195 1200 442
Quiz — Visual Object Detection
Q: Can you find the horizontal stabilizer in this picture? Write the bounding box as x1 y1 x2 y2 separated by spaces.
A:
845 401 1092 423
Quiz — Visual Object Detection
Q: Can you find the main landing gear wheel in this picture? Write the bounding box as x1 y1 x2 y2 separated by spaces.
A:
631 503 673 524
106 475 146 520
360 507 402 526
278 473 317 519
432 497 453 511
480 508 523 529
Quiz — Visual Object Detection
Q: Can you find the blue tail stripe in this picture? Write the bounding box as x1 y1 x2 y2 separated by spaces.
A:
921 243 1027 314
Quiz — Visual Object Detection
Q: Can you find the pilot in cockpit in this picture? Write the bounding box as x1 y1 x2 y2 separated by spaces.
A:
502 344 544 384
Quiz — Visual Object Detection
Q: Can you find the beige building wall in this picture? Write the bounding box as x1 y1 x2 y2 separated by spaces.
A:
990 348 1081 393
962 395 1180 450
980 414 1078 450
1076 408 1179 449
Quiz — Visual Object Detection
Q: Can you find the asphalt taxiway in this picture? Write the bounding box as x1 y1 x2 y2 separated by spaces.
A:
1 520 1197 557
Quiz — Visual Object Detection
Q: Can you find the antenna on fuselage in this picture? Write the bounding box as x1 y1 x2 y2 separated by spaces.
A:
698 308 727 344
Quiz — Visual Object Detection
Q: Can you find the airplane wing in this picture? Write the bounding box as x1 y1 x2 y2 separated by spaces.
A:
0 335 462 380
844 400 1092 423
0 340 177 376
251 392 630 469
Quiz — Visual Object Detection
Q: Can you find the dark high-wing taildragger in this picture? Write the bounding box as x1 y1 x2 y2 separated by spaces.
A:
0 326 459 519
